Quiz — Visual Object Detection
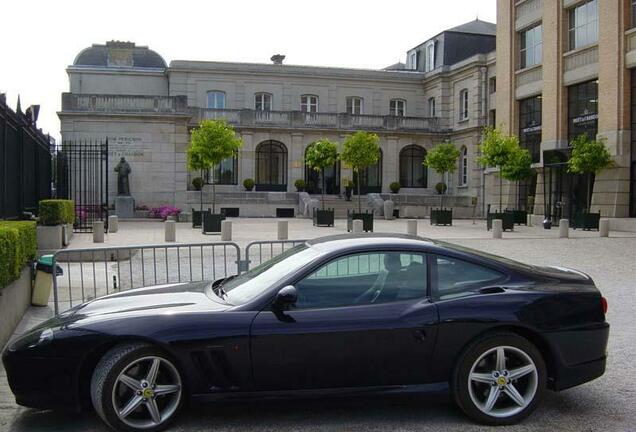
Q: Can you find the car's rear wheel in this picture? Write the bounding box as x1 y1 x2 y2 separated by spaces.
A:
91 343 183 432
452 333 546 425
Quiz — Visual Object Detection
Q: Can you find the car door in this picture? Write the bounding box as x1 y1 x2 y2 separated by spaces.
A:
250 250 439 391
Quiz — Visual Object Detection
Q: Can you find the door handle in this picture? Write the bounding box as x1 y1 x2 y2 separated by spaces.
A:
413 329 427 341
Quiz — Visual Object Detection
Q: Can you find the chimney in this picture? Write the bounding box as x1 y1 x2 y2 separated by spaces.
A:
270 54 285 65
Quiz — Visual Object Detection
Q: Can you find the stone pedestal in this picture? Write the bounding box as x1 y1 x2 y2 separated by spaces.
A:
559 219 569 238
115 196 135 219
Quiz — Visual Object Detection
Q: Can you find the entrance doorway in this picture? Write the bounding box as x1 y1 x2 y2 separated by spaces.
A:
353 150 382 195
304 145 340 195
255 140 287 191
543 149 592 221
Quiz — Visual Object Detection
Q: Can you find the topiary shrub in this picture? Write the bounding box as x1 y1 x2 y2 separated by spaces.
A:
243 178 255 191
191 176 203 191
294 179 306 192
39 199 75 225
0 221 37 288
435 182 447 195
389 181 401 193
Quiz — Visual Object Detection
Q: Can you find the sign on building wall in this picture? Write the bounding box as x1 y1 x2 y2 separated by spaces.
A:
108 134 149 160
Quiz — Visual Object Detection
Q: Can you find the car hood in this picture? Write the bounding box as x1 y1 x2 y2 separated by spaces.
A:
60 281 231 322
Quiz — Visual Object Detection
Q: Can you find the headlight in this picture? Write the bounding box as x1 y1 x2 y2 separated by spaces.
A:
9 327 57 351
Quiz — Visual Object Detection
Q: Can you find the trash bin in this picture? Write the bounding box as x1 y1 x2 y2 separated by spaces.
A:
32 255 63 307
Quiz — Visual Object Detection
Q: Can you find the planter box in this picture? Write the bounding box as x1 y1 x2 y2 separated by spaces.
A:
134 210 150 219
0 267 32 350
487 212 514 231
572 212 600 231
505 209 528 225
313 208 335 227
347 211 374 232
192 208 210 228
430 208 453 226
37 225 64 250
202 213 225 234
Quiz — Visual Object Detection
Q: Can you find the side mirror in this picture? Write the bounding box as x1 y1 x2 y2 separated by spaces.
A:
273 285 297 310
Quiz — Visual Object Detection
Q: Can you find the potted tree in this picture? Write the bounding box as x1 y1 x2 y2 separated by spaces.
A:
294 179 306 192
425 142 460 226
305 139 338 227
340 131 380 232
568 134 614 230
187 120 242 234
478 127 518 231
243 178 255 192
502 147 533 225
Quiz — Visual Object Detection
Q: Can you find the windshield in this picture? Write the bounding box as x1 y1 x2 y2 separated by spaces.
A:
220 244 320 305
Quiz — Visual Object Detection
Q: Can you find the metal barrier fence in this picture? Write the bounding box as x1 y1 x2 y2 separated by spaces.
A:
52 242 240 314
244 239 307 271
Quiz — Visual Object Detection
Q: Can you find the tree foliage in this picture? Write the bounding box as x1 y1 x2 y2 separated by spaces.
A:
478 127 519 169
567 134 614 175
501 147 533 182
424 142 460 175
305 139 338 172
340 132 380 172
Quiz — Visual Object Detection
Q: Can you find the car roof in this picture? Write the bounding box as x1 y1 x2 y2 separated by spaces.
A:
306 233 437 253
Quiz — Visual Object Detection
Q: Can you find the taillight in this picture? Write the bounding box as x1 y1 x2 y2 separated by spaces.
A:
601 297 608 315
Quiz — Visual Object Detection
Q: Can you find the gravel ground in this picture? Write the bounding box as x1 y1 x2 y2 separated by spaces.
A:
1 226 635 432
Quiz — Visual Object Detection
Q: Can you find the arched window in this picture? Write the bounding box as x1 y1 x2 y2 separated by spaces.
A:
301 95 318 113
459 146 468 186
207 91 226 109
255 140 287 191
304 143 340 195
390 99 406 116
353 150 382 194
399 145 427 188
255 93 272 111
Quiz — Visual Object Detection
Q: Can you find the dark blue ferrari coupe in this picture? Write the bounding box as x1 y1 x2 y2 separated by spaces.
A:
2 234 609 431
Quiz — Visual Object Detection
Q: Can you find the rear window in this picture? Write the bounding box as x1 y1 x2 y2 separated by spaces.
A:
434 240 536 272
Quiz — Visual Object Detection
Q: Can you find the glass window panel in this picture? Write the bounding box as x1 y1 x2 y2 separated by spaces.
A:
295 252 428 309
435 255 504 300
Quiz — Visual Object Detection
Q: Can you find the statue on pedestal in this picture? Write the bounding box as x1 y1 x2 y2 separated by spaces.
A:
114 157 131 196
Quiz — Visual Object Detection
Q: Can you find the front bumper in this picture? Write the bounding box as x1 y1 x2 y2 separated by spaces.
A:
545 322 610 391
2 349 82 411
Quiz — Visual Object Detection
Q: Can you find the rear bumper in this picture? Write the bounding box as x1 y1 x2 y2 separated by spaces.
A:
545 322 609 391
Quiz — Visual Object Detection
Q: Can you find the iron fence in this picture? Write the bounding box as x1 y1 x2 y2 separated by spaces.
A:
0 95 52 219
51 242 240 314
244 239 307 270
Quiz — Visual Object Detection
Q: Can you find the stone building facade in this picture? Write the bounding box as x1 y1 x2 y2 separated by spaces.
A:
496 0 636 220
59 21 497 217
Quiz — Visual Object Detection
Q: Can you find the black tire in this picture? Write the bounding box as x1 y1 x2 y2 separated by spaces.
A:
91 343 184 432
451 332 546 426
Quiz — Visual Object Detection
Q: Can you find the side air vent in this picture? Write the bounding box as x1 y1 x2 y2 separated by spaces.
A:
190 350 239 391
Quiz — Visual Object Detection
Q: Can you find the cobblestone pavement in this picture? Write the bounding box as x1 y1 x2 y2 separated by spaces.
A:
1 219 635 431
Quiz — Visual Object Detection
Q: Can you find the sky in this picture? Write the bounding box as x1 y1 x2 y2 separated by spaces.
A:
0 0 496 142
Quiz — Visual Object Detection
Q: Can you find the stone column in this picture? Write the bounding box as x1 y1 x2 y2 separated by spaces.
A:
290 133 305 192
240 132 255 187
383 136 399 194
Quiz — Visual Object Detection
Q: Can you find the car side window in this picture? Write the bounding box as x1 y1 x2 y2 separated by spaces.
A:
434 255 504 300
294 252 428 309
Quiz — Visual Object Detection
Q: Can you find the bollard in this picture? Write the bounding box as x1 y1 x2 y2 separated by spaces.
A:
108 215 119 233
93 221 104 243
492 219 503 239
527 214 533 227
165 220 176 242
559 219 569 238
406 219 418 236
221 220 232 241
277 220 288 240
599 218 610 237
352 219 363 233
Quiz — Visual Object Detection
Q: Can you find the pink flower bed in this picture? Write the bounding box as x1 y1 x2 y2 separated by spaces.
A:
149 205 182 220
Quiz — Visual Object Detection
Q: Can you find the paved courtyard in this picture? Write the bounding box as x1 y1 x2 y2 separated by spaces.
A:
1 218 635 431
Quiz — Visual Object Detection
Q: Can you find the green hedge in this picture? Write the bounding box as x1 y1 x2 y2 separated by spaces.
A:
39 199 75 226
0 221 37 288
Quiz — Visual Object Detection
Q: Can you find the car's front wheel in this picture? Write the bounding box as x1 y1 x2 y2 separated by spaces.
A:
91 343 184 432
452 333 546 425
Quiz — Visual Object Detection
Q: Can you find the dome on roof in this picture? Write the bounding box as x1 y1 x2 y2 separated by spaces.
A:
73 41 167 69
